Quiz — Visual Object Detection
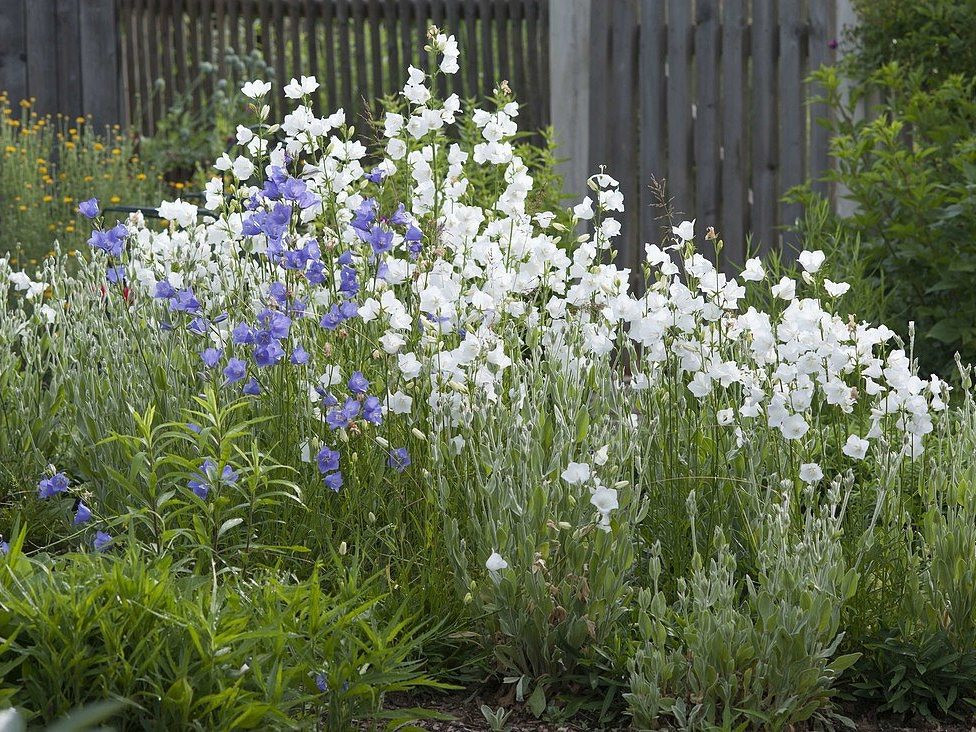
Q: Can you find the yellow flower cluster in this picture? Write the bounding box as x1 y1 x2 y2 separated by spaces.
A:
1 91 177 260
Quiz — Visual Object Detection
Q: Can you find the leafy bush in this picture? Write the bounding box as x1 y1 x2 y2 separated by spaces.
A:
846 0 976 84
627 496 859 730
0 540 441 728
798 62 976 375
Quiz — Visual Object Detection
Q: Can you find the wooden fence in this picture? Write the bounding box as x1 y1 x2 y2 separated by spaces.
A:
551 0 845 268
1 0 855 267
117 0 550 137
0 0 123 127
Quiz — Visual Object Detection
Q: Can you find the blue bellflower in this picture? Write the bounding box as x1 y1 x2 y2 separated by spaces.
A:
38 472 69 499
78 198 100 219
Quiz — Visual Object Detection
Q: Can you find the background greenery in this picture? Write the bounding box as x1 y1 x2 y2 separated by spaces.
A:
792 0 976 377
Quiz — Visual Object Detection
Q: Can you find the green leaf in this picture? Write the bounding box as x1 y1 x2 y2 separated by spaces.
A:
218 517 244 537
528 683 546 717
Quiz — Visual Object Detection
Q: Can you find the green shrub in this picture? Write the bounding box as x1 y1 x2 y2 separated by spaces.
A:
626 498 859 731
847 0 976 85
799 63 976 375
0 540 442 728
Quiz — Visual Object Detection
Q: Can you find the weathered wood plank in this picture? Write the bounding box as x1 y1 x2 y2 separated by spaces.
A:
587 0 609 174
172 0 188 100
143 0 162 129
536 0 549 130
609 0 638 270
667 0 693 219
695 0 720 259
463 0 479 97
0 0 28 104
638 0 666 248
321 0 337 111
720 0 748 265
383 0 400 98
25 0 59 114
479 0 495 88
367 0 384 111
305 0 320 110
79 0 122 128
808 0 833 200
337 0 353 116
751 0 777 255
778 0 803 256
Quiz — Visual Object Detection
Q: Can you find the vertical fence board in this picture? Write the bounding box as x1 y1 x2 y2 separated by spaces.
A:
321 0 336 111
144 0 162 128
463 0 479 97
537 0 548 128
26 0 58 114
638 0 666 247
751 0 777 255
609 0 638 266
0 0 28 103
399 0 414 82
587 0 609 174
367 0 384 110
79 0 121 128
720 0 747 265
808 0 833 200
172 0 187 101
289 0 303 98
384 0 400 97
479 0 495 88
778 0 803 255
352 0 369 122
305 0 320 109
215 0 227 76
695 0 720 256
667 0 693 219
337 0 353 114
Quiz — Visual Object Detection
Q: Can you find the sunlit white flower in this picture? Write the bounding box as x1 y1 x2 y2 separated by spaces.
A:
561 462 591 485
157 199 198 228
842 435 869 460
824 279 850 298
799 463 824 484
241 79 272 98
573 197 594 220
485 551 508 572
590 485 619 530
797 250 826 274
741 257 765 282
771 276 796 301
672 219 695 241
284 75 319 99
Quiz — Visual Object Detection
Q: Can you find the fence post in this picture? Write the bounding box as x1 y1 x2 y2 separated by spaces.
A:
548 0 591 203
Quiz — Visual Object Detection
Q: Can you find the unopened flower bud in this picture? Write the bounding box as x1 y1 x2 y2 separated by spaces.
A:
338 541 347 555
